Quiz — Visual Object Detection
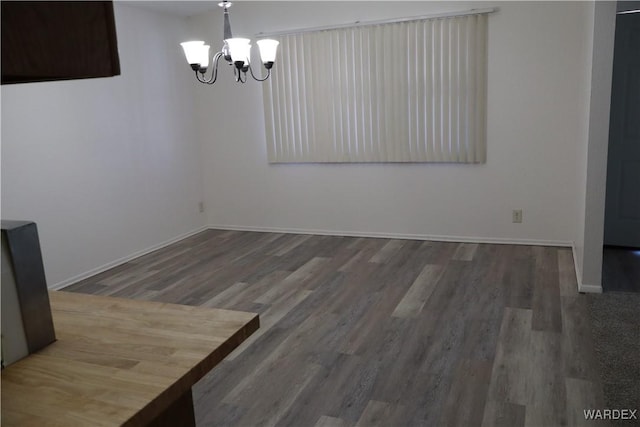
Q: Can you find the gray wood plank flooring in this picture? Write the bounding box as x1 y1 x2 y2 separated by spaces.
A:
65 230 607 426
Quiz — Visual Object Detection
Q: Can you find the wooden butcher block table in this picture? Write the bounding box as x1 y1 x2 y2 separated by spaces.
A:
1 291 259 426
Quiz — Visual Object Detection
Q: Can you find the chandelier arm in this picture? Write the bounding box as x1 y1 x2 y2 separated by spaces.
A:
248 64 271 82
205 51 225 84
195 70 213 84
193 51 225 85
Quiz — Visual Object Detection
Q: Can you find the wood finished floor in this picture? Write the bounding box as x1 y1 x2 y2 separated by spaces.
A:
65 230 607 427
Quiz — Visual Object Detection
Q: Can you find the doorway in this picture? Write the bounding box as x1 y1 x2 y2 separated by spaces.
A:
602 6 640 292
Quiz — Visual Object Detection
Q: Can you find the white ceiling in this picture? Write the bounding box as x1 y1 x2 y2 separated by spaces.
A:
122 1 220 17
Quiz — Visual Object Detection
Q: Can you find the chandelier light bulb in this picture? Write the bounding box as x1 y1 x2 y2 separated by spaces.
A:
199 45 211 69
180 41 205 66
226 38 251 64
257 39 279 65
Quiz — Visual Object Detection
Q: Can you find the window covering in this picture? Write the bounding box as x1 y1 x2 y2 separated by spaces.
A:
262 12 489 163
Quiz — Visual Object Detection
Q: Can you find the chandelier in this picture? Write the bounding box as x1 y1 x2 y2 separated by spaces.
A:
180 1 279 84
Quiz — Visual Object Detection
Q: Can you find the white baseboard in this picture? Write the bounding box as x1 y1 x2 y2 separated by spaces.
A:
207 224 573 247
49 226 208 290
571 243 584 293
577 283 603 293
51 224 578 291
571 243 603 294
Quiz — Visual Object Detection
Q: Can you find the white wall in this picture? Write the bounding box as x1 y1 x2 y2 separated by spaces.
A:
0 1 603 288
193 1 595 245
577 1 617 292
1 4 205 288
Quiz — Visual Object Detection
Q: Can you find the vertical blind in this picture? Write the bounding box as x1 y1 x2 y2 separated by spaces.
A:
262 11 489 163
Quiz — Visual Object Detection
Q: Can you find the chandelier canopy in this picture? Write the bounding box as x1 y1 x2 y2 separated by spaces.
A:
180 1 279 84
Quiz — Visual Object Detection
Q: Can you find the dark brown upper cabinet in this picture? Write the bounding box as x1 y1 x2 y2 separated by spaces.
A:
1 1 120 84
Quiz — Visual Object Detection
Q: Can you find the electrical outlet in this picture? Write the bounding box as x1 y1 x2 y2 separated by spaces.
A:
512 209 523 223
198 202 205 213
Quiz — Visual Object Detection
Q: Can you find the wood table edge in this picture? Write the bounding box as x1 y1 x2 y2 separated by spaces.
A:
125 313 260 426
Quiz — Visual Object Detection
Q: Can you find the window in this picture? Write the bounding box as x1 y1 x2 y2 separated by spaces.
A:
262 11 490 163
